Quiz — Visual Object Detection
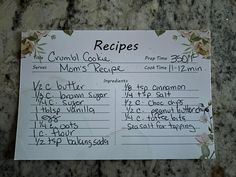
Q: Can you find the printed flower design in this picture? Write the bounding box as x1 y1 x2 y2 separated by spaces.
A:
196 101 215 159
195 133 211 145
21 39 34 56
155 30 166 37
63 30 74 36
199 113 208 123
173 30 211 59
195 133 213 159
193 40 211 58
21 30 73 61
21 30 49 61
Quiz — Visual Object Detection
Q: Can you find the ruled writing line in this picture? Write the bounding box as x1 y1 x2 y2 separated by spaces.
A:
121 135 197 137
121 89 199 91
32 96 110 98
121 143 199 145
30 112 110 114
121 127 200 130
32 71 199 74
32 61 198 64
121 104 199 106
30 119 110 122
27 143 198 146
121 112 200 114
29 135 110 137
28 144 110 146
121 97 199 99
31 89 110 91
121 120 200 122
30 127 110 130
31 104 110 106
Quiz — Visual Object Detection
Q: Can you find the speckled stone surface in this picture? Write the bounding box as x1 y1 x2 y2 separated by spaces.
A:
0 0 235 176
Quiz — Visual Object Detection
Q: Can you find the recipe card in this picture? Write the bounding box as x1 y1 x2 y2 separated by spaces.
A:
15 30 215 160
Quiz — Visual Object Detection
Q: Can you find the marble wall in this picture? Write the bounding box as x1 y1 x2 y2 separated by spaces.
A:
0 0 235 176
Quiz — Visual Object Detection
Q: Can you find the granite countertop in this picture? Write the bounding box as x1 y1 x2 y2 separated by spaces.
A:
0 0 235 176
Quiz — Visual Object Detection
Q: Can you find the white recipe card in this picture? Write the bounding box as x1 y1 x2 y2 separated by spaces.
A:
15 30 215 160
